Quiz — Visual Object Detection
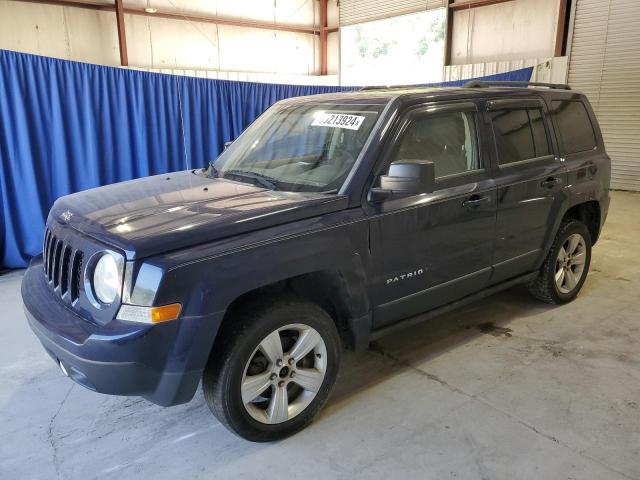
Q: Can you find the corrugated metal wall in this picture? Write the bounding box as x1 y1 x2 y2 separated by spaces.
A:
449 0 561 65
444 57 568 84
339 0 446 26
568 0 640 191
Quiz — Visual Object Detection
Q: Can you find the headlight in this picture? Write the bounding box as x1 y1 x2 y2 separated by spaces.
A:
93 253 121 304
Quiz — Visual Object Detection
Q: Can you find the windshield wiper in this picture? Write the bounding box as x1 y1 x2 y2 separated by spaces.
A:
206 161 220 178
223 169 279 190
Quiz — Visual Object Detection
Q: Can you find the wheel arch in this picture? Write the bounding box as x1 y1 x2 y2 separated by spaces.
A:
562 200 602 244
537 199 602 272
216 268 372 353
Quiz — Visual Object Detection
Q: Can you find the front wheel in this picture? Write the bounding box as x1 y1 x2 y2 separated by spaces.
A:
203 295 341 442
528 219 592 304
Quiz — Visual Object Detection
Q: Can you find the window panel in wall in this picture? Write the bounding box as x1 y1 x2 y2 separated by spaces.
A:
340 9 446 86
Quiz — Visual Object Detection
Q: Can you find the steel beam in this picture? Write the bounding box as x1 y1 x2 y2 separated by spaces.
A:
17 0 112 10
449 0 514 10
114 0 128 66
444 0 454 66
319 0 328 75
554 0 570 57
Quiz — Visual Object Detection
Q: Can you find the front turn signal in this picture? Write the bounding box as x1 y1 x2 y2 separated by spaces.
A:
116 303 182 324
150 303 182 323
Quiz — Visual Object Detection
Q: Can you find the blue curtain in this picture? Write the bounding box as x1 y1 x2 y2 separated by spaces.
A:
0 49 532 268
421 68 533 87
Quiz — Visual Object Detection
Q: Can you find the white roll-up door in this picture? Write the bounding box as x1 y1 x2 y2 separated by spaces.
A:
339 0 446 26
567 0 640 191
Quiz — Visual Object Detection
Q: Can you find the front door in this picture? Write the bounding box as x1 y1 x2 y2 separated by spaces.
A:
366 102 497 329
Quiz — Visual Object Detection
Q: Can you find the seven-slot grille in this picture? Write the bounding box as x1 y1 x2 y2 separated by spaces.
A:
43 227 83 302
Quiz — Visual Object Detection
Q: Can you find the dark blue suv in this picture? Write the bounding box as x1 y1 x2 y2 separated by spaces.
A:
22 81 611 441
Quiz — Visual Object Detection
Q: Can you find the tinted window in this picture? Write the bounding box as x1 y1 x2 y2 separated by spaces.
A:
491 108 550 165
552 100 597 154
529 108 550 158
394 111 479 179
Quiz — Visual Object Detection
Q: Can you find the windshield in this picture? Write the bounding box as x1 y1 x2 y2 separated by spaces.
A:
208 103 384 192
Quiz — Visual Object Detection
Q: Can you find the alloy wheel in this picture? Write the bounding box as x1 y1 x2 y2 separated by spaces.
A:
555 233 587 294
241 324 327 424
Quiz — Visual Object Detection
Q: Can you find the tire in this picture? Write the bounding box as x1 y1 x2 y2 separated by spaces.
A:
202 294 341 442
528 219 592 304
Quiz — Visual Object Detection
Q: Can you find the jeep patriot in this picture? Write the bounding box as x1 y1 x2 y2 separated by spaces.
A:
22 81 611 441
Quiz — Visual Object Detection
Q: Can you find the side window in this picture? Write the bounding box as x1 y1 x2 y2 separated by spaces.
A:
529 108 551 158
393 111 480 179
551 100 597 154
490 107 551 166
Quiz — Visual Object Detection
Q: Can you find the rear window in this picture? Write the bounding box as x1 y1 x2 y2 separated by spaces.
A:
490 107 551 165
551 100 597 154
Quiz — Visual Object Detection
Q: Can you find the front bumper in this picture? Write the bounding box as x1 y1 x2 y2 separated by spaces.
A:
22 257 224 406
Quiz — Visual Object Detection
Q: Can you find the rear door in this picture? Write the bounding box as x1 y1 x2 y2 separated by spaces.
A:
486 97 568 284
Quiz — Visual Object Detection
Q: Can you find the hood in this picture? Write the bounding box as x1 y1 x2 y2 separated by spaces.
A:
50 170 348 259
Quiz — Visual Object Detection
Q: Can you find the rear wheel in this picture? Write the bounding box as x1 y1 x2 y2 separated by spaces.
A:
528 219 592 304
203 295 341 442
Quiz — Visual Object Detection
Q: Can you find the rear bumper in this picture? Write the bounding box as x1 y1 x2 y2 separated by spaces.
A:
22 257 224 406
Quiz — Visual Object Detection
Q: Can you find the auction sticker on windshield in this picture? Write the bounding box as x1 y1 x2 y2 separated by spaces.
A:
312 113 365 130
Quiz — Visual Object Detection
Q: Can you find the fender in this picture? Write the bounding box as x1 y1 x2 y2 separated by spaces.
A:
150 206 373 337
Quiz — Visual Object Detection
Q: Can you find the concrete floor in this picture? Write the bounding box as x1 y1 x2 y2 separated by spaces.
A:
1 191 639 480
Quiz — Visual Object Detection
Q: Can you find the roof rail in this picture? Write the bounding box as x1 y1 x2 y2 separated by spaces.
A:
359 84 430 91
463 80 571 90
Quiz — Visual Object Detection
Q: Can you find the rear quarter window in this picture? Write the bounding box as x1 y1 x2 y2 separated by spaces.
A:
551 100 597 154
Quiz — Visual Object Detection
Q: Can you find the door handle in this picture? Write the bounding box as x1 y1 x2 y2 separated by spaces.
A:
462 195 490 209
540 177 560 189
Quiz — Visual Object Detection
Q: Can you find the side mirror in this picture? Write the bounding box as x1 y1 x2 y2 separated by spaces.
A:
369 160 435 202
223 140 233 150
